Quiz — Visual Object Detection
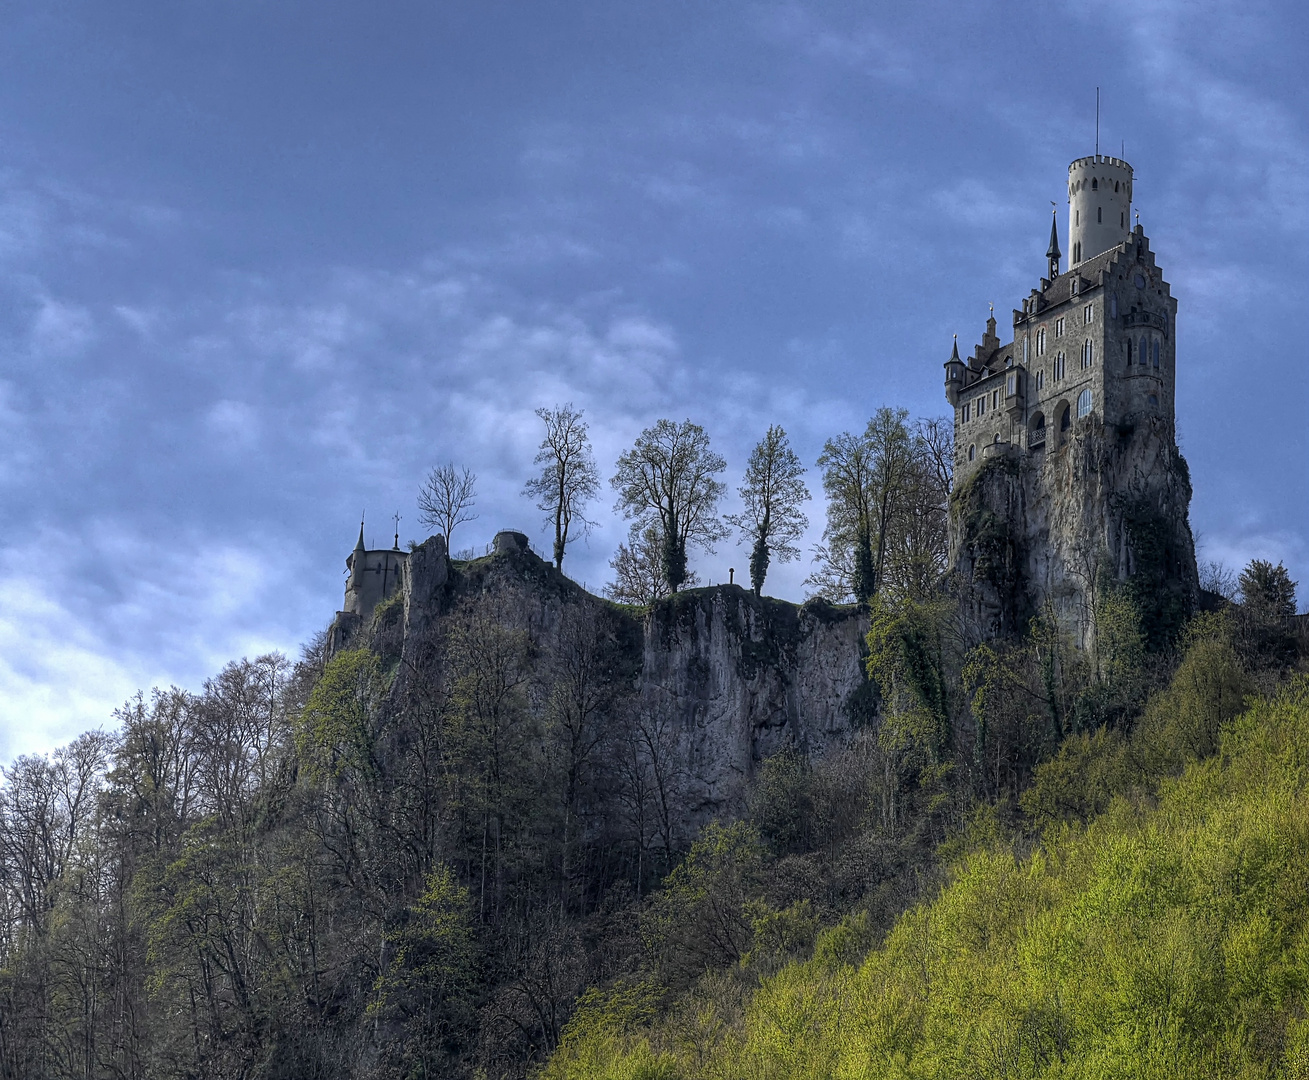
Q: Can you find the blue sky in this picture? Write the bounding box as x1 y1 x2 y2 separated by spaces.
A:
1 1 1306 758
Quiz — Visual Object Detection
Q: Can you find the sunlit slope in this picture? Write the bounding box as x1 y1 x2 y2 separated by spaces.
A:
546 679 1309 1080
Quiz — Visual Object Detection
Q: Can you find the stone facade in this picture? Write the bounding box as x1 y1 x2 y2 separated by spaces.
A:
944 155 1197 646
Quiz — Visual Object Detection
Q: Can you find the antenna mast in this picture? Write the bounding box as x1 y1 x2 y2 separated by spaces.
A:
1096 87 1100 156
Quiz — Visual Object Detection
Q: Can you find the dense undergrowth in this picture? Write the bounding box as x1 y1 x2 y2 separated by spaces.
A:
543 623 1309 1079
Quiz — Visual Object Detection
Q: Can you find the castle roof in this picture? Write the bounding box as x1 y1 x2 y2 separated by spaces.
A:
1041 245 1120 306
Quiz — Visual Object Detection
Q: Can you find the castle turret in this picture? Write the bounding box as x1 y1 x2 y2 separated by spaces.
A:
1046 209 1061 279
944 336 965 405
1067 154 1132 266
343 521 409 619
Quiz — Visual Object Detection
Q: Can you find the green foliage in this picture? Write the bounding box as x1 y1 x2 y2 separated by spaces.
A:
369 866 476 1067
1023 614 1253 831
642 822 766 987
867 594 951 762
297 647 385 780
545 678 1309 1079
1236 559 1300 669
1239 559 1298 620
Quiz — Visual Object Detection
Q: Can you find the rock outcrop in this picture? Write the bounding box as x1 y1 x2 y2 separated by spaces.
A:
951 412 1198 648
327 532 870 826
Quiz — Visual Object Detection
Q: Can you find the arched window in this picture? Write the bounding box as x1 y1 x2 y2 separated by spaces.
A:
1126 339 1133 365
1097 206 1102 223
1140 335 1147 364
1148 394 1159 407
968 444 976 461
1115 180 1120 192
1092 178 1098 190
1077 389 1093 418
1152 340 1161 368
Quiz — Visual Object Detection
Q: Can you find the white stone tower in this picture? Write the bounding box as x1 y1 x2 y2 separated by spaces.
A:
1067 155 1133 266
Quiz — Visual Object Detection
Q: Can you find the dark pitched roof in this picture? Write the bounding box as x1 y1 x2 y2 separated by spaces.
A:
1042 245 1122 306
1046 214 1061 260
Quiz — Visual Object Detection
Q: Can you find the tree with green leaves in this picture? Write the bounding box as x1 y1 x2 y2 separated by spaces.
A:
1239 559 1297 620
523 404 601 571
725 425 810 595
611 419 727 593
1237 558 1299 668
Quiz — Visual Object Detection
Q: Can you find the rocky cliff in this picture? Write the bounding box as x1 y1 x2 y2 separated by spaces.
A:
328 530 870 827
950 412 1198 648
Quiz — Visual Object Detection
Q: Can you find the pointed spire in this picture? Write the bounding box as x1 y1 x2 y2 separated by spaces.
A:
355 516 366 552
1047 206 1061 279
950 334 961 362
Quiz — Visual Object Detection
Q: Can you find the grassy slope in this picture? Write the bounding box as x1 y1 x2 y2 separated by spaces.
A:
544 678 1309 1080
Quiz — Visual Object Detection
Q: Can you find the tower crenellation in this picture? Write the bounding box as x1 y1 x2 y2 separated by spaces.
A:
1067 154 1133 266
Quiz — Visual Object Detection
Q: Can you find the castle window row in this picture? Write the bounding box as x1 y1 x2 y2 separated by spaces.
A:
1125 335 1162 368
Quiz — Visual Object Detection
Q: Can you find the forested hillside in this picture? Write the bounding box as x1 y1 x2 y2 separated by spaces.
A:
546 671 1309 1079
0 544 1301 1078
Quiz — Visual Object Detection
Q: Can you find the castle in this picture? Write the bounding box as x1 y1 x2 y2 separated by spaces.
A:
327 153 1199 654
946 155 1174 474
946 153 1198 644
327 522 411 652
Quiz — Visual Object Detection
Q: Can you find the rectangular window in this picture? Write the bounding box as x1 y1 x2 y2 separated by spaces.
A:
992 390 998 409
1084 303 1093 323
1055 317 1065 338
977 396 985 417
1054 354 1065 381
1037 327 1046 355
962 403 970 422
1006 374 1016 395
1036 369 1045 390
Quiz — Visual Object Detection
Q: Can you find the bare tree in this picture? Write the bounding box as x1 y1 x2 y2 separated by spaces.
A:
418 464 478 550
611 419 727 593
522 404 600 571
725 425 810 595
604 524 699 606
808 409 936 603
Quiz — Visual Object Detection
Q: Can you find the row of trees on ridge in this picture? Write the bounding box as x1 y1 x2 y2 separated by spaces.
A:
416 404 953 604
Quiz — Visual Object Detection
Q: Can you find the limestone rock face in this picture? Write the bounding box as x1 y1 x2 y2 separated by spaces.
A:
329 535 869 831
639 590 869 819
951 413 1198 647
